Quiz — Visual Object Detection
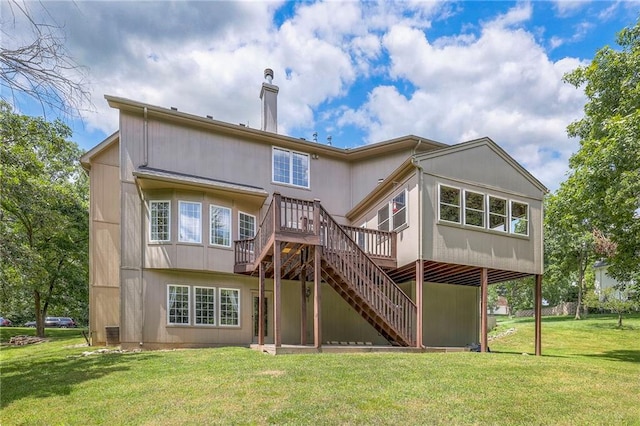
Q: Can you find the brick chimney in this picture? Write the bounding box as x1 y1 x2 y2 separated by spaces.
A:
260 68 279 133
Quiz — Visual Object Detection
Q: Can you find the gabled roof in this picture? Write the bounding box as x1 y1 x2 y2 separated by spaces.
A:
80 131 119 171
414 137 548 193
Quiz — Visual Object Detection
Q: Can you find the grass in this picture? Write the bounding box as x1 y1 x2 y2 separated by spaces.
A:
1 314 639 425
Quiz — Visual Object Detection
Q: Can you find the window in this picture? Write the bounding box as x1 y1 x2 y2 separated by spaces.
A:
377 205 389 231
239 212 256 240
439 185 461 223
391 191 407 230
194 287 216 325
167 285 190 325
150 201 170 242
178 201 202 243
488 196 507 232
210 205 231 247
220 288 240 326
464 191 485 228
511 201 529 236
272 147 310 188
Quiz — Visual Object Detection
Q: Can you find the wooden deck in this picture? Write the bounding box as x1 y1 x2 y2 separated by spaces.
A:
250 343 470 355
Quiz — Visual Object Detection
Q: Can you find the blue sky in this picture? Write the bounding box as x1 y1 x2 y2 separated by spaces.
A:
3 1 639 191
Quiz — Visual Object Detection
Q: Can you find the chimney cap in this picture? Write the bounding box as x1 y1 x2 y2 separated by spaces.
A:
264 68 274 84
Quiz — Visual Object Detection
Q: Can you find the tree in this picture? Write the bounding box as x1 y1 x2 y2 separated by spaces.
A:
562 19 640 285
544 192 596 319
493 277 534 316
0 0 91 118
0 101 88 337
584 287 639 328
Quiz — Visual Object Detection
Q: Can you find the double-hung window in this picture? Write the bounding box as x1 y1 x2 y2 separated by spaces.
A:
178 201 202 243
210 205 231 247
272 147 310 188
167 285 190 325
220 288 240 326
391 191 407 230
510 201 529 236
439 185 461 223
488 196 507 232
239 212 256 240
464 191 485 228
377 205 390 231
150 201 171 242
194 287 216 326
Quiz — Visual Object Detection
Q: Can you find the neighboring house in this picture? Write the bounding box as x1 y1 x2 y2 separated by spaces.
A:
81 69 547 354
594 261 630 301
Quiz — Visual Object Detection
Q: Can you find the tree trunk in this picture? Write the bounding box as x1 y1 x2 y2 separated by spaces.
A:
34 290 45 338
618 313 623 328
575 251 586 320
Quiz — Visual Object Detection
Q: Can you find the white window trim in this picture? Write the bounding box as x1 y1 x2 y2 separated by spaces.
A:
149 200 171 242
510 200 530 237
167 284 190 326
487 195 508 233
271 146 311 189
463 190 485 229
193 286 217 327
438 184 462 224
178 200 202 244
219 287 241 327
391 190 408 231
209 204 232 248
238 211 256 240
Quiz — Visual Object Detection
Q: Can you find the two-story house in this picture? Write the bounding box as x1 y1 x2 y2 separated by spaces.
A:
81 69 546 354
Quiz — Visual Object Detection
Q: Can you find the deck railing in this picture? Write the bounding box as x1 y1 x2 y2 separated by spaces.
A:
341 225 396 259
319 206 415 346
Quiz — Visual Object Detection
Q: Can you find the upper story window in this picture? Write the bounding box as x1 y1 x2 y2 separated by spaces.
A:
210 205 231 247
178 201 202 243
239 212 256 240
488 196 507 232
150 200 171 242
377 205 389 231
377 190 408 231
437 183 530 238
272 147 310 188
439 185 461 224
464 191 485 228
511 201 529 236
392 191 407 230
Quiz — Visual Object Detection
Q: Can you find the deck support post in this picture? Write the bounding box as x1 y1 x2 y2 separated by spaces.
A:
415 260 423 348
258 261 265 346
300 263 307 346
274 241 282 348
535 274 543 356
480 267 488 353
313 246 322 349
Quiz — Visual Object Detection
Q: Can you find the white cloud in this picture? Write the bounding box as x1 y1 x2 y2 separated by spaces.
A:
552 0 591 17
338 3 587 190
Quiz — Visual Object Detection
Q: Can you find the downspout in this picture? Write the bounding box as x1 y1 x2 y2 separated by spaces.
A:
139 105 148 346
411 140 424 261
137 182 146 347
142 107 148 167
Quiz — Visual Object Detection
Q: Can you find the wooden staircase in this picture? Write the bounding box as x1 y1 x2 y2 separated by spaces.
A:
235 194 416 347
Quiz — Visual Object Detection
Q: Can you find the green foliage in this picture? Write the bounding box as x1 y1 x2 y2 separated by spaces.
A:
562 19 640 283
584 286 640 327
493 277 534 314
0 101 88 334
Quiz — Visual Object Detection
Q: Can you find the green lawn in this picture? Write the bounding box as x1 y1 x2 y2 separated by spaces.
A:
1 314 639 425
